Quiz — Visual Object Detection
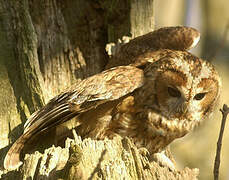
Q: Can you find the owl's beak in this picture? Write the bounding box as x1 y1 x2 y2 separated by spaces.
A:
181 102 188 114
171 100 188 118
173 102 188 119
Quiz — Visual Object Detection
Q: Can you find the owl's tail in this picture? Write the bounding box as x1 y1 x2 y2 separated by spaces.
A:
4 93 79 170
4 132 30 171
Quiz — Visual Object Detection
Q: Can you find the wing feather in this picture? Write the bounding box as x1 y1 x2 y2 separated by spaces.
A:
4 65 144 170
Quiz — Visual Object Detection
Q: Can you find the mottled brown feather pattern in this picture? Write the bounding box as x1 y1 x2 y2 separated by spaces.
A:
4 66 144 170
106 26 200 69
4 26 221 171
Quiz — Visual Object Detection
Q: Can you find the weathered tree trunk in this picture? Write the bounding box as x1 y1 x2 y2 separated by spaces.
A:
0 0 198 179
1 133 199 180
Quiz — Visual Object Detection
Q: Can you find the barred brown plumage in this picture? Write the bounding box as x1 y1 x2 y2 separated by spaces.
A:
4 26 221 171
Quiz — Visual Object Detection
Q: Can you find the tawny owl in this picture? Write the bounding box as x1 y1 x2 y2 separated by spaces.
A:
4 26 221 171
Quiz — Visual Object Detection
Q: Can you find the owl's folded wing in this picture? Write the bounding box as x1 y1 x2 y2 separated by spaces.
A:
4 65 144 171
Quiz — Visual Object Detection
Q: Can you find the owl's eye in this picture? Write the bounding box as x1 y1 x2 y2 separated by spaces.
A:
194 93 206 100
167 87 181 98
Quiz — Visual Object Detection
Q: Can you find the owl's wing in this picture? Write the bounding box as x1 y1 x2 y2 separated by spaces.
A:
143 26 200 51
106 26 200 69
4 66 144 171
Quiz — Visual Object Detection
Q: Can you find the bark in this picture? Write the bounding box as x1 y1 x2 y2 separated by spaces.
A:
0 0 198 179
0 134 199 180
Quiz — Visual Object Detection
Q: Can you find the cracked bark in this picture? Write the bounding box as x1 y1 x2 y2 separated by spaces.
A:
1 135 199 180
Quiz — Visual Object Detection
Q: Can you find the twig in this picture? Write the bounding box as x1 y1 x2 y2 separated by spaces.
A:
209 21 229 62
213 104 229 180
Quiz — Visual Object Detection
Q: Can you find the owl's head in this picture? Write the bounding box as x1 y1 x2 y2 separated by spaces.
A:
143 50 221 127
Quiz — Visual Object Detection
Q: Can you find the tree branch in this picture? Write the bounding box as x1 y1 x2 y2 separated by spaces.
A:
213 104 229 180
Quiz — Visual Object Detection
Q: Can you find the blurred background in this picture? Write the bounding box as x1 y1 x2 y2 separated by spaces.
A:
154 0 229 179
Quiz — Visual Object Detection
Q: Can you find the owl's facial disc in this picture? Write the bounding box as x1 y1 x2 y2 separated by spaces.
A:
142 50 221 131
154 67 219 122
